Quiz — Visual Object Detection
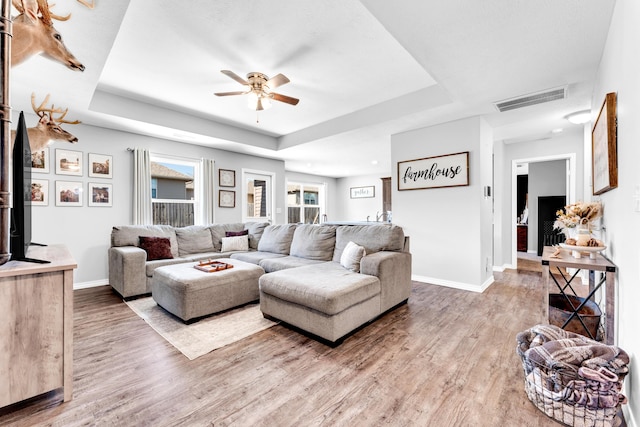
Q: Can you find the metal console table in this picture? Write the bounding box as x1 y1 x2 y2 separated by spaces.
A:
541 246 617 345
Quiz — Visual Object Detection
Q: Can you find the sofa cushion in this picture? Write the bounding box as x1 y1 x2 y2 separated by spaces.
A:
259 256 325 273
175 225 215 256
221 235 249 252
257 224 297 255
145 257 190 278
209 223 245 251
230 251 286 265
138 236 174 261
245 222 269 249
332 224 405 262
259 262 381 316
340 241 366 273
289 224 336 261
111 225 179 258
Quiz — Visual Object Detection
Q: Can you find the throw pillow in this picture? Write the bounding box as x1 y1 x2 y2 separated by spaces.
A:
221 235 249 252
225 229 248 237
340 241 366 273
139 236 174 261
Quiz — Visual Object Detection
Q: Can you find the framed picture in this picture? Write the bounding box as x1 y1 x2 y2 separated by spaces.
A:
88 182 112 206
31 147 50 173
88 153 113 178
31 179 49 206
219 169 235 187
592 92 617 195
219 190 235 208
55 181 82 206
350 186 375 199
397 151 469 191
55 149 82 176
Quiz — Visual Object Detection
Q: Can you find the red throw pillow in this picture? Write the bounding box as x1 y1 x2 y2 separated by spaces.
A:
139 236 173 261
225 229 248 237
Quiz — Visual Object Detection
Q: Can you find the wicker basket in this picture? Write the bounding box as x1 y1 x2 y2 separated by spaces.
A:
520 356 622 427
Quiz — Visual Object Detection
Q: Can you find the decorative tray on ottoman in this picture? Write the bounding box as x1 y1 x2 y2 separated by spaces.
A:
194 260 234 273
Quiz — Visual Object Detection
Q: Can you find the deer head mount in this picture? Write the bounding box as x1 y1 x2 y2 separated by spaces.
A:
12 93 81 152
11 0 85 71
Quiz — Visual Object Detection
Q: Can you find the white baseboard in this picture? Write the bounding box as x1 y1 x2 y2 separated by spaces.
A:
493 265 505 272
74 279 109 290
412 274 494 293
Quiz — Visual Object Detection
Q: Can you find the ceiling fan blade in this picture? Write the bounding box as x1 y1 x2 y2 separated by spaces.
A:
214 91 247 97
271 92 299 106
266 73 290 89
220 70 248 85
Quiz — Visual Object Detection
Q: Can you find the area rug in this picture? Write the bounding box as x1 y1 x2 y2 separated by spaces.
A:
125 297 277 360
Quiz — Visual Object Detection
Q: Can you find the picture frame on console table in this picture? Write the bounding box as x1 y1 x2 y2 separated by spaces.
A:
219 190 235 208
592 92 617 195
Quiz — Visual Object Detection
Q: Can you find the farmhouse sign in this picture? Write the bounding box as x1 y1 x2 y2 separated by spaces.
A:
397 151 469 191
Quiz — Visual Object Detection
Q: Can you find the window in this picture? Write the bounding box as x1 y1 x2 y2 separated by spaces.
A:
242 170 275 223
287 182 325 224
150 155 200 227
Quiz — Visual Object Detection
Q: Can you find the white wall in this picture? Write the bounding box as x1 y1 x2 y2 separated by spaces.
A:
334 174 387 222
29 117 286 286
493 131 583 269
591 0 640 423
391 116 493 291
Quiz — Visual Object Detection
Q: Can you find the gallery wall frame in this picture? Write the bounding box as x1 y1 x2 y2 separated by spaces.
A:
219 190 236 208
55 149 82 176
31 147 49 174
88 182 113 207
31 179 49 206
219 169 236 187
88 153 113 179
350 186 375 199
55 181 82 206
592 92 618 195
397 151 469 191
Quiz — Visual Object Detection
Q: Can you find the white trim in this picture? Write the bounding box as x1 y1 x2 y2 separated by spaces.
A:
511 153 576 269
74 279 109 290
412 274 494 293
492 265 506 272
623 403 637 427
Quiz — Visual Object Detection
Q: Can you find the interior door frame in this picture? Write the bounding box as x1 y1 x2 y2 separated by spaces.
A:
510 153 576 267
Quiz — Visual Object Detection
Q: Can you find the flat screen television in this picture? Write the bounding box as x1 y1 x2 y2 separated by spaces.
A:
10 111 48 263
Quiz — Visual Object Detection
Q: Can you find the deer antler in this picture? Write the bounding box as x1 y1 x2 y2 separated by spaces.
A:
36 0 70 25
30 93 81 124
77 0 95 9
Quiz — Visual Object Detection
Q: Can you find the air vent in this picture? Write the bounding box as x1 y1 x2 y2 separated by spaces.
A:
494 87 566 112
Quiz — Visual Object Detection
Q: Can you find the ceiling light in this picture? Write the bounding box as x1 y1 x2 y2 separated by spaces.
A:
565 110 591 124
247 92 271 111
551 128 564 134
371 160 378 165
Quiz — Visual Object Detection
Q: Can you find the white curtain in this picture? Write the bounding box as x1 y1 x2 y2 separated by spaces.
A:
202 158 215 224
133 148 152 225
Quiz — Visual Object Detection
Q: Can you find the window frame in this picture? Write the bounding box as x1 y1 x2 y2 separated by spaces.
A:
150 154 202 226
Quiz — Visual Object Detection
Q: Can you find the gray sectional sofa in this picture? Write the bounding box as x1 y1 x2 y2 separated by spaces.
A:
108 222 411 344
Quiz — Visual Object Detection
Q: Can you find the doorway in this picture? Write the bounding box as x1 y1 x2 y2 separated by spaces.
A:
242 169 275 224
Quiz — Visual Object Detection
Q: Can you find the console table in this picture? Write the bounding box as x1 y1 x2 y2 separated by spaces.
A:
0 245 76 408
541 246 616 345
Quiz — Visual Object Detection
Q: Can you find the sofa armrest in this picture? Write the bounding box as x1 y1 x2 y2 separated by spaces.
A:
108 246 148 298
360 251 412 313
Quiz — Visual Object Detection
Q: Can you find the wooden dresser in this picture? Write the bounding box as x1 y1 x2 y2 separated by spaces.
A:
517 225 528 252
0 245 76 408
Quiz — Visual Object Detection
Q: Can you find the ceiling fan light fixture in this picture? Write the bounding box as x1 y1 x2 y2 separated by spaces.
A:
565 110 591 124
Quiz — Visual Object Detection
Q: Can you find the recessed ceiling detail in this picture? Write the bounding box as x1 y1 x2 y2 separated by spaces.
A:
494 87 567 112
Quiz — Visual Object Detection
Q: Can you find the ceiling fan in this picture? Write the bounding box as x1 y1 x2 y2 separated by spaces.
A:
214 70 300 111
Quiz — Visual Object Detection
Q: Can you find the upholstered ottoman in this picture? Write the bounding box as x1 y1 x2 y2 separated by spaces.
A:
259 262 381 345
152 258 265 322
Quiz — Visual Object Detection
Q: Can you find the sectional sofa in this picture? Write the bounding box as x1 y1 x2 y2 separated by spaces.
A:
109 222 412 344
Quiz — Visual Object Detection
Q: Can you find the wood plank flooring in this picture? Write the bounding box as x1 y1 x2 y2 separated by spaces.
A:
0 261 619 426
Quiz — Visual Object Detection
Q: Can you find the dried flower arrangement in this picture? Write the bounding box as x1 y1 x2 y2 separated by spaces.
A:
554 201 602 237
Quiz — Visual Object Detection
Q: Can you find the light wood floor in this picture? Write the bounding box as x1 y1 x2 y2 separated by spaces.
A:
0 261 621 426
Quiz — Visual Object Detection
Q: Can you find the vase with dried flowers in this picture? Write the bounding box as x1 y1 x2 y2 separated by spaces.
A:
554 201 604 255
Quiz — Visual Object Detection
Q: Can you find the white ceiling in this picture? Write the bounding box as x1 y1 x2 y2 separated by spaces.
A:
10 0 615 177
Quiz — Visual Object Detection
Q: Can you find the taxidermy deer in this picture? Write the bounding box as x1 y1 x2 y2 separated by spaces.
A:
12 93 81 151
11 0 85 71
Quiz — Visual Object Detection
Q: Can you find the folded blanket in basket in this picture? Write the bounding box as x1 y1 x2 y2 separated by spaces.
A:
517 324 629 410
